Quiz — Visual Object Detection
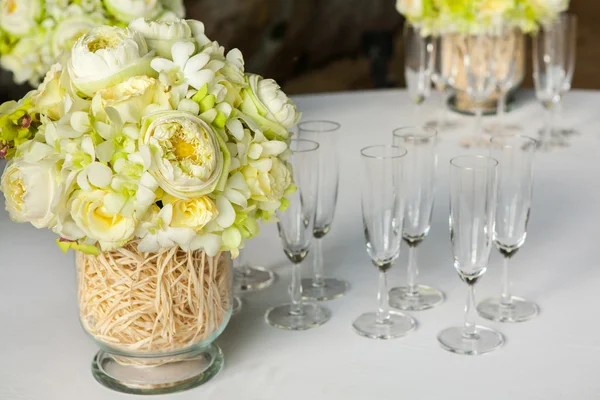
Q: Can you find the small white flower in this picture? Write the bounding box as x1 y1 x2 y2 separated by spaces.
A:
135 203 195 252
0 0 42 37
151 41 217 99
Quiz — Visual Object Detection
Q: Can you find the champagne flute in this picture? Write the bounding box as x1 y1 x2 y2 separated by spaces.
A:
265 139 330 330
487 25 522 134
297 121 348 301
438 155 503 355
353 145 416 339
389 127 444 311
478 135 538 323
404 23 435 126
532 14 577 150
429 35 460 131
459 31 496 147
234 245 275 292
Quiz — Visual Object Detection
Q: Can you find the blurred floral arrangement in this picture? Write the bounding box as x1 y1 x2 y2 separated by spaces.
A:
0 18 299 257
0 0 185 86
396 0 570 34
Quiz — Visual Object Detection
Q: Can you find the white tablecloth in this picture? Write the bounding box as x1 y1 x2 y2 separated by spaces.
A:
1 89 600 400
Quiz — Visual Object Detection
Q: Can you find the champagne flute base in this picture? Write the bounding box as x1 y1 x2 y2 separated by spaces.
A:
301 278 349 301
437 326 504 355
234 266 275 292
459 133 493 148
352 311 416 340
232 296 242 315
477 296 539 323
389 285 444 311
485 123 522 135
265 303 330 330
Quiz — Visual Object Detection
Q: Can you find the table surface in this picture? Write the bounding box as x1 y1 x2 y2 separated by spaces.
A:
1 89 600 400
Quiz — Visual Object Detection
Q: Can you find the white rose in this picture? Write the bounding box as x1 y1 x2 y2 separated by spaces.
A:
240 74 300 139
91 76 163 124
1 157 60 228
140 110 229 199
0 0 42 37
104 0 163 23
51 16 98 59
242 157 292 212
68 26 157 97
70 189 136 249
129 18 194 58
396 0 423 18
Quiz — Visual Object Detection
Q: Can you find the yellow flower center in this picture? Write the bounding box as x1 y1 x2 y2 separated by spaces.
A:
87 35 120 52
3 0 17 14
11 178 25 211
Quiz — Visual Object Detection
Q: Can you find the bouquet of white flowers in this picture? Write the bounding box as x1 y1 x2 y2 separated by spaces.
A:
0 18 300 258
396 0 569 34
0 0 184 86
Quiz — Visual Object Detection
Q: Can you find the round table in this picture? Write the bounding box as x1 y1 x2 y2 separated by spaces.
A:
1 89 599 399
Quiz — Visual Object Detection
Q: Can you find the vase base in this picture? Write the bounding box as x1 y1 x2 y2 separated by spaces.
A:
92 344 224 395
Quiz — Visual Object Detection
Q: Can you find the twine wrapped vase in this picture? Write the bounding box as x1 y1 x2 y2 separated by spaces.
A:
76 244 232 394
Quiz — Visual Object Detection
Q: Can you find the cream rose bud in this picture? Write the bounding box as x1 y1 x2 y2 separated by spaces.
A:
0 0 42 37
241 74 300 139
32 64 66 120
396 0 423 17
70 189 136 250
104 0 163 23
129 18 195 58
1 158 60 229
68 26 157 97
170 196 218 231
242 157 292 211
140 110 230 200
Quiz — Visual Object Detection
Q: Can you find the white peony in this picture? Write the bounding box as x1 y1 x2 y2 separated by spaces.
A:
129 18 194 58
103 0 163 23
70 189 136 250
0 0 42 37
140 110 229 199
68 26 156 97
241 74 300 139
1 156 61 228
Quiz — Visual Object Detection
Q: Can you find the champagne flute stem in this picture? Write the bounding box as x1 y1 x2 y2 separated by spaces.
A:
376 270 391 324
407 245 419 295
414 102 424 126
439 90 448 128
500 256 512 306
543 104 556 140
497 92 506 123
474 104 483 138
290 262 303 315
463 283 478 338
313 238 325 287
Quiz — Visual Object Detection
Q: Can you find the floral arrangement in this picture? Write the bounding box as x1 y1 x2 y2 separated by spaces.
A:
396 0 569 34
0 0 184 86
0 18 300 258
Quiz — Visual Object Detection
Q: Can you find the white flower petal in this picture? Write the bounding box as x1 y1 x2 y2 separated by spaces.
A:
70 111 90 133
87 162 113 188
95 141 115 163
187 69 215 90
206 60 225 72
184 53 210 73
250 158 273 172
226 119 244 141
151 57 176 73
224 188 248 208
248 143 263 160
215 195 235 228
172 41 195 68
260 141 288 157
138 235 159 252
104 192 127 214
77 171 92 192
178 98 200 115
191 233 221 256
158 203 174 224
168 227 196 247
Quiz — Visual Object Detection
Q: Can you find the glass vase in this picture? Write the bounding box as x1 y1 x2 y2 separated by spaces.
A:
76 243 233 395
